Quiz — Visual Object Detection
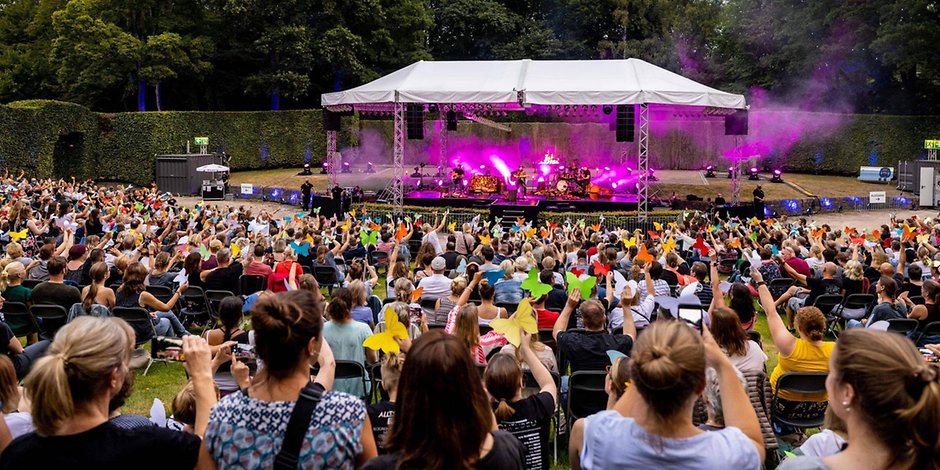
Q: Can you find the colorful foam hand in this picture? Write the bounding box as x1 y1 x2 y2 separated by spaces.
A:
566 271 596 300
520 268 552 297
363 306 409 353
490 299 538 347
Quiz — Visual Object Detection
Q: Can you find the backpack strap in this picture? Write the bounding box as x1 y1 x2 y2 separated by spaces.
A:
273 381 324 470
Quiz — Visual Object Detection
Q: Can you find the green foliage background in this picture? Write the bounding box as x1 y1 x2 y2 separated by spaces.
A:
0 100 937 186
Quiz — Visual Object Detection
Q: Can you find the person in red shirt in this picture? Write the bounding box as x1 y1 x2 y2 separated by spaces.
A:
532 293 558 329
782 247 810 279
243 244 273 278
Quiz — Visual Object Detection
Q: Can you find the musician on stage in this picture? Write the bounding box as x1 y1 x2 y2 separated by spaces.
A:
451 165 465 191
511 165 528 197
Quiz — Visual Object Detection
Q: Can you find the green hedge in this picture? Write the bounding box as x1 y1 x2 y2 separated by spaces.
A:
0 100 98 178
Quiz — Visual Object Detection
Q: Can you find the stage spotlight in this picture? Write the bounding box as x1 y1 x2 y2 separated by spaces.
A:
748 167 760 180
771 169 783 183
727 167 733 179
647 168 657 181
602 105 613 115
302 162 312 175
366 162 375 173
320 162 328 174
705 165 716 178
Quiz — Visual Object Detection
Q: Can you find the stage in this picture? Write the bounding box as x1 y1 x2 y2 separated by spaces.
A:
403 190 639 213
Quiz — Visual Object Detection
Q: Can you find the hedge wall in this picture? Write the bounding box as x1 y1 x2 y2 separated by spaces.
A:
0 100 98 179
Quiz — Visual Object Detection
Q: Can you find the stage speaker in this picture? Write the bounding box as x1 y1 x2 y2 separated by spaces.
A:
616 105 635 142
725 110 748 135
406 104 424 140
446 111 457 131
324 110 341 132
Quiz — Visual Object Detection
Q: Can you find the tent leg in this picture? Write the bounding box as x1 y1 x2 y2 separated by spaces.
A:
439 118 447 177
731 136 742 205
392 103 405 214
326 130 338 188
637 103 650 222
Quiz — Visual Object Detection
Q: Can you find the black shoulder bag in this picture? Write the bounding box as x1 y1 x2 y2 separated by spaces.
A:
273 381 324 470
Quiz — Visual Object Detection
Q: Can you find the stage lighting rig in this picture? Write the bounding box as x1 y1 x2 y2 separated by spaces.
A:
748 167 760 180
704 165 716 178
301 162 312 175
727 167 734 179
771 169 783 183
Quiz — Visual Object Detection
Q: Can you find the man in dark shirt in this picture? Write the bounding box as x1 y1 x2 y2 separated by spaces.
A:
440 239 462 270
552 287 635 373
300 180 313 211
32 256 81 314
542 271 569 312
753 184 765 219
778 261 841 329
204 249 244 295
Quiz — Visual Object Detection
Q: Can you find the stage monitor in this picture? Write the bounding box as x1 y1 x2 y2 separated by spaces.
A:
616 105 635 142
725 110 748 135
446 111 458 131
407 104 424 140
324 110 341 132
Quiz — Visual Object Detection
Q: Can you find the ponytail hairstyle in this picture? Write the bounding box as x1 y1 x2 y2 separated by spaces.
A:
922 280 940 305
153 251 171 271
478 279 495 301
832 329 940 469
0 261 26 291
82 262 109 312
24 317 130 436
629 321 706 422
217 296 244 340
249 291 323 380
393 277 415 303
380 352 405 395
484 353 523 421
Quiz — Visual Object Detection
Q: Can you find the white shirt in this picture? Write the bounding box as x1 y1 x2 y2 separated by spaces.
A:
417 273 451 300
422 230 443 255
727 340 767 375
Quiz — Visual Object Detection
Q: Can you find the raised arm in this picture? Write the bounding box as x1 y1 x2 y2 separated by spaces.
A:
519 330 557 402
457 271 483 307
751 267 795 356
553 288 580 341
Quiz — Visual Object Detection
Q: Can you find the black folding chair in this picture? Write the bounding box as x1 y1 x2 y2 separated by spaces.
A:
567 371 608 422
2 302 39 340
21 279 42 290
30 304 67 339
145 285 177 314
523 369 563 460
909 296 925 305
771 372 828 430
917 321 940 346
335 360 369 401
313 266 340 294
112 307 160 375
239 275 267 295
368 362 386 404
746 329 763 349
496 302 518 315
180 286 211 326
204 290 236 320
811 294 844 316
887 318 919 337
768 278 794 299
538 328 556 351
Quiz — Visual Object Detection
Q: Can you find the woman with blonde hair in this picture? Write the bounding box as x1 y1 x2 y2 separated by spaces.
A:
0 355 32 438
841 259 865 296
569 321 764 468
0 317 208 466
446 272 507 365
0 262 31 305
433 276 466 324
780 329 940 469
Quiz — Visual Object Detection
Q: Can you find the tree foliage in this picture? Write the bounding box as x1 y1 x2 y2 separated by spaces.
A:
0 0 936 113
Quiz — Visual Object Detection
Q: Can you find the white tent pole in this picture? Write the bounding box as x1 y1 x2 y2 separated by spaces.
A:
731 136 742 205
326 130 338 188
637 103 650 222
439 116 447 176
392 102 405 214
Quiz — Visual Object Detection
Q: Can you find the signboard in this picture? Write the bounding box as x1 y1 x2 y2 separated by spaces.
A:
869 191 886 204
194 137 209 146
240 183 253 195
926 140 940 150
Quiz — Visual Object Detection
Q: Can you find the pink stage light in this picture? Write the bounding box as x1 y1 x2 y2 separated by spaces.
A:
537 176 545 183
489 155 512 180
462 180 469 186
540 165 552 176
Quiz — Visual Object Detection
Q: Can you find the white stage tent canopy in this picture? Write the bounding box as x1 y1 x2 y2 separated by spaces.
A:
321 58 746 109
320 59 747 219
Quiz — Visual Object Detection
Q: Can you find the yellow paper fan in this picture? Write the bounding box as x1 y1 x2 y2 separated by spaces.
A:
490 299 538 347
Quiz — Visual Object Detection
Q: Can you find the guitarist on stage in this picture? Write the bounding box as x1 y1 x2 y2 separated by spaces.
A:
511 165 529 198
451 165 465 192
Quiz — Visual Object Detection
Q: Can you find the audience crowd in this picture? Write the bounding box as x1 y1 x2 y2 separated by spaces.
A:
0 177 936 469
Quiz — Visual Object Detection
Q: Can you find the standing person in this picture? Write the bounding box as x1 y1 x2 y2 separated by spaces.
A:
362 330 526 470
779 329 940 470
485 331 557 470
753 184 765 220
301 179 313 212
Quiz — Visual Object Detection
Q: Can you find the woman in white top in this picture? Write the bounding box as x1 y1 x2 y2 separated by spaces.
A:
569 321 764 469
709 307 767 375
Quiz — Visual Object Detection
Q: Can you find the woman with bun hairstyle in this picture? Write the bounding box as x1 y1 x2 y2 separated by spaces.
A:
205 290 376 468
569 321 764 468
752 267 833 421
0 262 31 305
362 330 525 470
780 328 940 470
0 317 208 467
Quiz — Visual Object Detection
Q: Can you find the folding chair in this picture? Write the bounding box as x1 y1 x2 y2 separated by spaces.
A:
479 324 493 335
909 295 925 305
746 329 764 350
770 372 828 430
916 321 940 346
538 328 556 351
313 266 340 294
566 371 608 422
335 360 369 401
239 275 267 295
145 285 178 314
887 318 919 337
419 298 437 316
2 302 40 340
368 361 387 404
30 304 68 340
204 290 236 321
112 307 160 375
371 251 390 276
496 302 518 315
180 286 211 326
829 294 874 337
21 279 42 290
768 278 794 299
811 294 844 316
